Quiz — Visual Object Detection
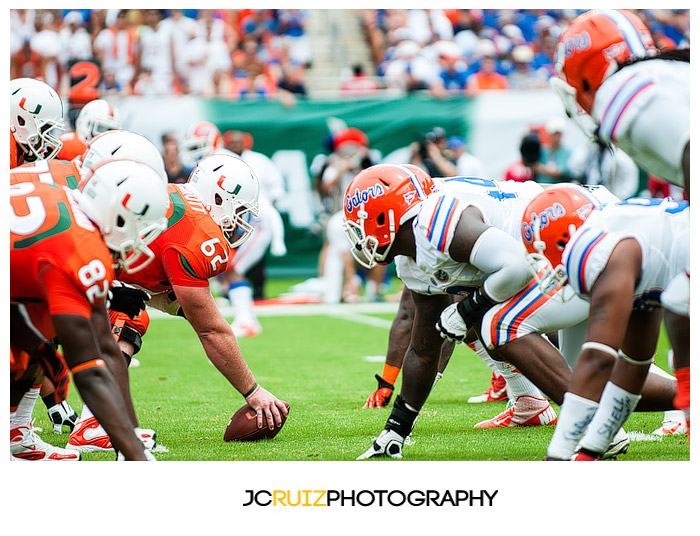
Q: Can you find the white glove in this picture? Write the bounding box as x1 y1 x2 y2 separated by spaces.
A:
435 303 468 342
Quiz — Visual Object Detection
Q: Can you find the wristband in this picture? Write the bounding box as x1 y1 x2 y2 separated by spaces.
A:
243 382 258 398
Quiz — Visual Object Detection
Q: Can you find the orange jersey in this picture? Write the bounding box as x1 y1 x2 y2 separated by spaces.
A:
57 132 87 161
119 184 230 293
11 130 24 169
10 182 115 340
10 158 83 189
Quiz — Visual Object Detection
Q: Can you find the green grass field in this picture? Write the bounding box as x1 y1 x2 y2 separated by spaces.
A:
31 278 689 462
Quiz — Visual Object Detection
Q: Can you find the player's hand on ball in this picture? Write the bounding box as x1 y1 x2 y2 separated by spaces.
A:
363 374 394 408
245 384 289 430
436 303 468 342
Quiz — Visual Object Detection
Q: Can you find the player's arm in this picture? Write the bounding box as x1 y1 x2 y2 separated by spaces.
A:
363 287 414 408
399 291 452 410
53 312 148 460
172 283 289 429
569 238 642 401
438 206 532 341
91 302 139 428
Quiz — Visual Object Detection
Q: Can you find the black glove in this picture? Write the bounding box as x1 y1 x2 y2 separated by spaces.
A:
109 284 150 319
456 289 495 331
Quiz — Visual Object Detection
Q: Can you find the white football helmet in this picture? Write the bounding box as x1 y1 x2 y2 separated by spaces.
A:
79 130 167 184
186 153 260 248
75 159 169 274
75 99 122 142
180 121 222 169
10 77 65 161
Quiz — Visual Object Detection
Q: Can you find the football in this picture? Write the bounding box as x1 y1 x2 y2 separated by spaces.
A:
224 403 289 442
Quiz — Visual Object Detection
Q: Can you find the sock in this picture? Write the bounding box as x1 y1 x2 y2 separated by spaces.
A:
468 340 508 396
79 403 94 421
42 393 60 409
228 281 256 324
578 382 641 455
673 366 690 425
11 385 40 429
385 396 419 438
492 360 543 400
547 392 599 460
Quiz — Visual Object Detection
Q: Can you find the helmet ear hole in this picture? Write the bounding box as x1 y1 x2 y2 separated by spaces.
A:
214 193 223 206
582 79 590 92
556 240 567 250
17 116 25 127
377 212 385 225
116 215 126 228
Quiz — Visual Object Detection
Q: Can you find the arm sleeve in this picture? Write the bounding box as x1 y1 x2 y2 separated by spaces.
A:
468 226 533 302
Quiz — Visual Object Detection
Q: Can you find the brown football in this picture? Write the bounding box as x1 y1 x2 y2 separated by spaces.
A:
223 403 289 442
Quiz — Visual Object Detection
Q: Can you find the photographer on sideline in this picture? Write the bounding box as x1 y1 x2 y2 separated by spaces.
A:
409 127 457 177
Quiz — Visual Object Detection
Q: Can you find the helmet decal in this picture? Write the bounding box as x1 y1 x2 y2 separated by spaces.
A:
19 97 42 115
344 184 385 214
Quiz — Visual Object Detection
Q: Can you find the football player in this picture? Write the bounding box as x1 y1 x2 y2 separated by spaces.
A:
11 159 169 460
57 99 122 161
67 153 289 452
10 77 65 168
11 130 169 441
551 9 689 199
522 186 689 460
345 165 679 459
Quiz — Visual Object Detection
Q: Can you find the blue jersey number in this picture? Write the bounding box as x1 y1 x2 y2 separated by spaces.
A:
618 197 688 214
444 176 517 201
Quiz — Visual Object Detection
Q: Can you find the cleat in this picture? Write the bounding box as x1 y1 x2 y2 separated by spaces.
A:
357 429 405 460
573 450 602 461
10 425 81 461
468 372 508 403
474 395 557 428
652 415 688 436
135 427 157 450
231 321 262 339
67 416 113 452
602 428 630 459
47 401 79 434
543 455 569 461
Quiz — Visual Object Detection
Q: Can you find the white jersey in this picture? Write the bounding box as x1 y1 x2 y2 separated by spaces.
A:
396 177 543 295
593 59 689 186
563 197 689 310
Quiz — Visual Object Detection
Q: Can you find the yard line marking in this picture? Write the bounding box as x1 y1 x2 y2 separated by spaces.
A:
147 301 399 319
327 311 393 329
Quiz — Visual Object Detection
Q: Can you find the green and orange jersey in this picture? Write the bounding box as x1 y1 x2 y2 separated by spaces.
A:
56 131 87 162
10 158 82 189
10 181 115 340
119 183 232 293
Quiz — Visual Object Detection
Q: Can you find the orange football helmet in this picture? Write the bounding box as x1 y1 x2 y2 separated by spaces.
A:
343 164 436 269
521 184 601 293
555 9 657 114
181 121 223 168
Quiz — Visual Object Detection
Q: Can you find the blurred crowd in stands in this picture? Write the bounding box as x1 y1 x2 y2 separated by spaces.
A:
11 8 689 101
358 8 689 97
10 8 312 103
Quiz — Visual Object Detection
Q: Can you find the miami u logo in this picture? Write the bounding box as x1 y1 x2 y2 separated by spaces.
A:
19 97 42 115
218 175 241 195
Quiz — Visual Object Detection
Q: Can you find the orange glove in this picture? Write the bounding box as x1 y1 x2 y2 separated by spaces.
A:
363 374 394 409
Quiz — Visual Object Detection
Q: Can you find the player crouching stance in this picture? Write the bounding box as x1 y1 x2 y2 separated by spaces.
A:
69 153 289 451
522 186 689 460
10 159 169 460
345 165 578 460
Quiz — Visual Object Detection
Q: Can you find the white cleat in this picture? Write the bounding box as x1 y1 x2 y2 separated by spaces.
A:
602 428 630 459
231 321 262 338
357 429 405 460
10 425 81 461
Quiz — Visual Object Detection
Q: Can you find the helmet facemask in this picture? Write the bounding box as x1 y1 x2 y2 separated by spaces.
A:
525 219 578 303
22 117 64 161
342 204 396 270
